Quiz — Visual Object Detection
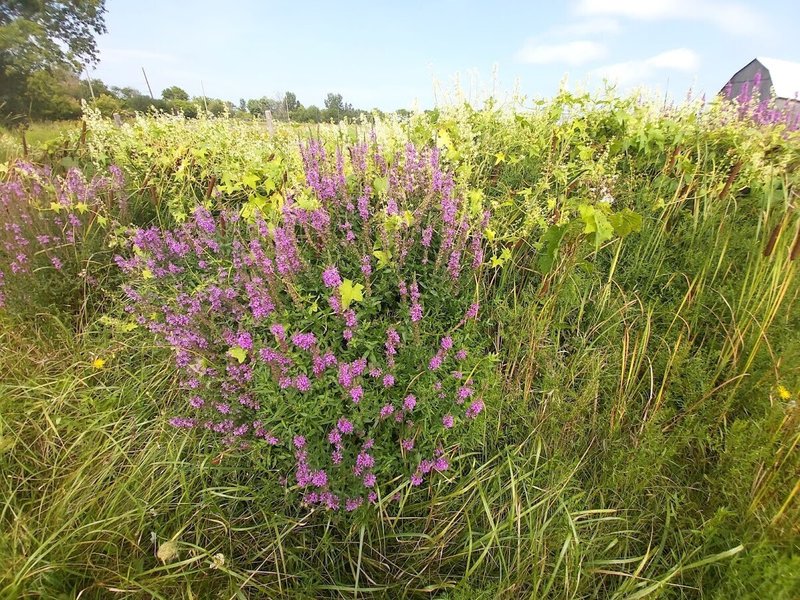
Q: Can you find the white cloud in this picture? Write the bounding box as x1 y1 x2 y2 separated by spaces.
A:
516 40 608 66
591 48 700 85
647 48 700 70
574 0 766 35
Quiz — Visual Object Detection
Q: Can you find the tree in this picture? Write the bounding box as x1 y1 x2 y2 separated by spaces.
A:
246 96 281 117
284 91 300 112
80 77 112 100
1 0 107 122
22 68 82 120
323 92 355 122
162 86 189 101
292 105 322 123
324 93 344 116
110 86 143 101
91 93 124 117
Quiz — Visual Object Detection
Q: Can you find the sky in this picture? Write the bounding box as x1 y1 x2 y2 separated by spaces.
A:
89 0 800 110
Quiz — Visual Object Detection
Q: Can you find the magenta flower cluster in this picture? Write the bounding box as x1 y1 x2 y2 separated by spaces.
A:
723 70 800 131
0 161 124 308
118 139 489 511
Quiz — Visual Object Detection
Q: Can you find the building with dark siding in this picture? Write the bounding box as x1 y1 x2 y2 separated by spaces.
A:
722 57 800 112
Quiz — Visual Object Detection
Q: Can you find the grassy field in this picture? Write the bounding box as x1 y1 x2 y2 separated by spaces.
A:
0 121 83 163
1 94 799 599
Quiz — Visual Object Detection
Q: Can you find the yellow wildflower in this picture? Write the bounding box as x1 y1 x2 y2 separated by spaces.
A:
92 357 106 370
777 385 791 400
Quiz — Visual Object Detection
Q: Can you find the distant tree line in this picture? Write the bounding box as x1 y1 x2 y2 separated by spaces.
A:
4 67 401 124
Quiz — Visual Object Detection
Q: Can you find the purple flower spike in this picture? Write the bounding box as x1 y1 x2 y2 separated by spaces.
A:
322 265 342 288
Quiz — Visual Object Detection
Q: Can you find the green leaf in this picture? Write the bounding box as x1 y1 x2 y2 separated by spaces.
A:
372 249 392 269
339 279 364 310
467 189 484 216
228 347 247 363
240 195 269 222
608 209 643 237
579 204 614 250
373 176 389 197
537 223 569 273
242 172 260 189
296 191 320 211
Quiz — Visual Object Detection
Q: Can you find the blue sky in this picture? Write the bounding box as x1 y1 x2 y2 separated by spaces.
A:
89 0 800 110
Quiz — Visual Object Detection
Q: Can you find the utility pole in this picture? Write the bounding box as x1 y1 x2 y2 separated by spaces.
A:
201 80 209 112
84 68 95 100
141 67 154 99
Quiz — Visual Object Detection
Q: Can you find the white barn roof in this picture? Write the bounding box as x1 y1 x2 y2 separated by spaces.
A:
757 57 800 100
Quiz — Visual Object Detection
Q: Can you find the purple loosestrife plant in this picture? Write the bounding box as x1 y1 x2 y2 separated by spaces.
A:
119 139 492 512
0 161 124 317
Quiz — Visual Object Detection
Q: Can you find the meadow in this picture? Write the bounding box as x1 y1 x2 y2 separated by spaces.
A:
0 91 798 599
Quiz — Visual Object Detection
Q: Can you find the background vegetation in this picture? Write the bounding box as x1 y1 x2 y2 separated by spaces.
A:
0 92 798 599
1 1 798 599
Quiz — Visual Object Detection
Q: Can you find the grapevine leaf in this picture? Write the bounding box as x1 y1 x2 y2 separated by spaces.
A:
339 279 364 310
579 204 614 250
373 176 389 197
373 250 392 268
608 209 643 237
228 347 247 363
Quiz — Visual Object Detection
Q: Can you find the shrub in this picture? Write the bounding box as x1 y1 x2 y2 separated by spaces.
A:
117 139 493 511
0 161 124 322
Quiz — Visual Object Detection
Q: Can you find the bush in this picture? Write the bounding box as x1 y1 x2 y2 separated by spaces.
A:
117 139 494 511
0 161 124 323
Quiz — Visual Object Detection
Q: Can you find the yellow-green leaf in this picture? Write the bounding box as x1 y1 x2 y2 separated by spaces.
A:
373 249 392 268
242 172 260 189
141 268 153 280
339 279 364 310
296 191 320 211
373 176 389 197
467 189 484 215
228 346 247 363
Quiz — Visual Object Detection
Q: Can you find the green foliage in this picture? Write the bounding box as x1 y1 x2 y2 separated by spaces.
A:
0 161 126 327
1 89 799 597
161 86 189 101
0 0 106 122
